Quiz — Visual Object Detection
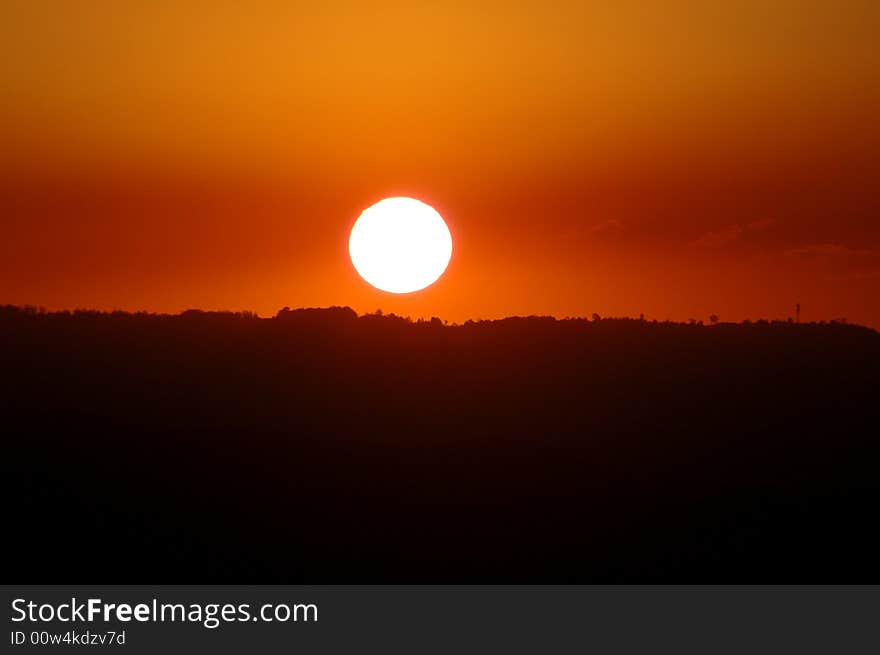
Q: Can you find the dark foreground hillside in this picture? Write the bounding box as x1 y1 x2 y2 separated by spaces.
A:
3 305 879 582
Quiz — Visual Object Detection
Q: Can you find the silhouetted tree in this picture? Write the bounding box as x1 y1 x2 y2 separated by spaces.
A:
2 303 878 584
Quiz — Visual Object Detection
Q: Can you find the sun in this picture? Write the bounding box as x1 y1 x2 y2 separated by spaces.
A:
349 197 453 294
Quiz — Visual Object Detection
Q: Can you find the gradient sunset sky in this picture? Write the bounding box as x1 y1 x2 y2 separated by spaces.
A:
2 2 878 325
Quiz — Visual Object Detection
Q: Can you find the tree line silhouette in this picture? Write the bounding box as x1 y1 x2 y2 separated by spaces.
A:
2 304 878 581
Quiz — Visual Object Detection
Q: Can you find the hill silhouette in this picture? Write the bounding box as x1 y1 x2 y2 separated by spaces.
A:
2 305 879 582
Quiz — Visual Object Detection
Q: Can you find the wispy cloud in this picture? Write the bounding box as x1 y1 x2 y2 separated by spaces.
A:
692 218 775 248
586 219 624 238
693 224 744 248
782 243 880 259
745 218 776 231
784 243 852 258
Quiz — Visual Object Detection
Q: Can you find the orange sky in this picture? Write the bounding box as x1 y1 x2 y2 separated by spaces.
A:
2 1 879 325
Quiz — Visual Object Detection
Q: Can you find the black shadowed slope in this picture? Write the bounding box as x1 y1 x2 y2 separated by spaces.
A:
2 305 879 582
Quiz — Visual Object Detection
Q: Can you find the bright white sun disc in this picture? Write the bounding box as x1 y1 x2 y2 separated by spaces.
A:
349 197 452 293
